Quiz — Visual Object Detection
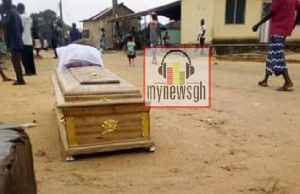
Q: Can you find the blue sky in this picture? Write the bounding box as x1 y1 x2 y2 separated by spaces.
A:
11 0 178 27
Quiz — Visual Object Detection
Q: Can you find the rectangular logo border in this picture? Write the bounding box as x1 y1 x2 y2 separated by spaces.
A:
143 46 211 109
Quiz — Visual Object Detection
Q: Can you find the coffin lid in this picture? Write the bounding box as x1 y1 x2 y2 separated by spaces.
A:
55 66 142 104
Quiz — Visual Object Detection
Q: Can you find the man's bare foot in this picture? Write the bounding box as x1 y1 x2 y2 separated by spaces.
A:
3 78 14 82
276 82 294 92
258 80 268 87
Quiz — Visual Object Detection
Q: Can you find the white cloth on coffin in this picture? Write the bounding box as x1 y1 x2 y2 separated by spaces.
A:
57 44 104 72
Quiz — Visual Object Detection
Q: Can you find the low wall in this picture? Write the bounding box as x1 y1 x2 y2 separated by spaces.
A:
0 125 37 194
211 44 300 55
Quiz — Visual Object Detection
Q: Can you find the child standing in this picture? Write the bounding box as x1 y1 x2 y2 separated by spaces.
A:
253 0 300 91
197 19 206 47
197 19 206 55
163 31 170 46
99 28 106 52
127 36 136 66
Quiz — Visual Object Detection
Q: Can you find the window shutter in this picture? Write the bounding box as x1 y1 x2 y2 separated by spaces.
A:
236 0 246 24
225 0 235 24
296 11 300 25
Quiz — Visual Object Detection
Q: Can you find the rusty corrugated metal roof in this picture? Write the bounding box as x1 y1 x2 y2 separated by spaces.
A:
81 3 135 22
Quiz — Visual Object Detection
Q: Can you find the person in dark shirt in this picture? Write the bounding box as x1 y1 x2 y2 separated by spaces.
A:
51 24 58 58
1 0 25 85
69 23 82 43
31 18 41 57
52 20 63 58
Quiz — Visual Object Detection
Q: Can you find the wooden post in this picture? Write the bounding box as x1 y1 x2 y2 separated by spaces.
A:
59 0 63 24
112 0 118 19
112 0 118 49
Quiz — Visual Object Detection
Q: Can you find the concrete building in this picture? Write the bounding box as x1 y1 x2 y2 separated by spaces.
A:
181 0 300 44
109 1 181 47
81 3 139 49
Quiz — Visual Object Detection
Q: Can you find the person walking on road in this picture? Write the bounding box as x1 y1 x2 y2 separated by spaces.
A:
253 0 300 91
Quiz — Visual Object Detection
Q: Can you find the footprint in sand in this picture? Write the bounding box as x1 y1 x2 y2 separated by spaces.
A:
198 118 228 135
219 164 249 172
177 113 195 117
35 149 46 157
246 177 287 194
199 118 228 129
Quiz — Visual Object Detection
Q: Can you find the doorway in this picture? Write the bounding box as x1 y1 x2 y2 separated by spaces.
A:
260 2 271 43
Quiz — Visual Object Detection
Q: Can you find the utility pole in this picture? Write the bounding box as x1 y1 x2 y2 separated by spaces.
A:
59 0 64 24
112 0 118 19
112 0 118 49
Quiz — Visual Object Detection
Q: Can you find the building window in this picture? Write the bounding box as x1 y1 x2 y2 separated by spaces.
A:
82 30 90 38
225 0 246 24
296 12 300 25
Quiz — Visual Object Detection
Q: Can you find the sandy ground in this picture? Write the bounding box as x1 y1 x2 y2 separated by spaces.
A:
1 50 300 194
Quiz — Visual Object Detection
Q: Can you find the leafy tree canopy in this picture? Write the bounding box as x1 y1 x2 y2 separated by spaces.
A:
30 9 71 38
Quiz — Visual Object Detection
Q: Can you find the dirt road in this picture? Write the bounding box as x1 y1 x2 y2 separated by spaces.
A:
1 51 300 194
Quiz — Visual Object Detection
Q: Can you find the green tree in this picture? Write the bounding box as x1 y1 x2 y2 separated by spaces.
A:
30 9 71 46
30 9 57 38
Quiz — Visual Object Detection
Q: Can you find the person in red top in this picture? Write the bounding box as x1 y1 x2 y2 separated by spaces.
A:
253 0 300 91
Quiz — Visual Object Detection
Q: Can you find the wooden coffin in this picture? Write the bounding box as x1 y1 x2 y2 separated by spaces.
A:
52 66 154 160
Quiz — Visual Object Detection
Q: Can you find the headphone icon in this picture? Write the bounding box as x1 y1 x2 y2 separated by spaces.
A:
158 50 195 79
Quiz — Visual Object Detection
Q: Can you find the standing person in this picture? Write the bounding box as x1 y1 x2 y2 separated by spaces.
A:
126 36 136 67
253 0 299 91
1 0 25 85
64 31 70 45
163 31 170 46
131 26 140 49
197 19 206 55
148 12 161 64
52 21 63 58
43 38 49 50
57 21 64 47
99 28 105 51
131 26 138 44
31 18 41 57
99 38 105 52
51 24 58 58
69 23 82 43
17 3 36 76
130 26 137 37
